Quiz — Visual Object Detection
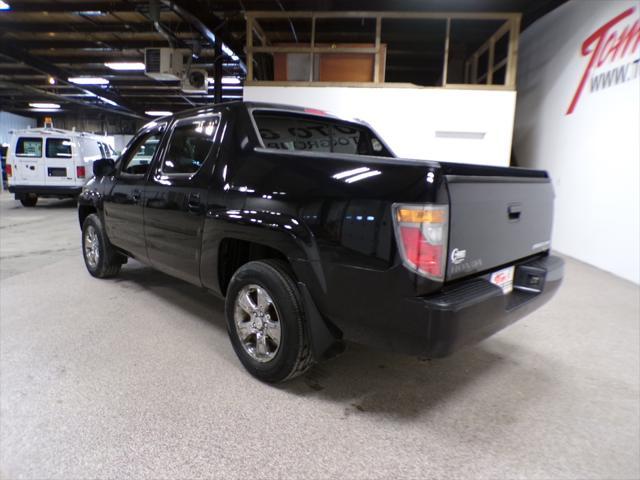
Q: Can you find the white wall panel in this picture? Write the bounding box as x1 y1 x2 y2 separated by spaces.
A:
0 111 36 146
514 0 640 284
244 85 517 167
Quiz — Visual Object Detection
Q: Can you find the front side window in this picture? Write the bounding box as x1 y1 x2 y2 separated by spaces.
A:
252 111 392 157
121 132 163 175
15 137 43 157
160 116 219 175
46 138 72 158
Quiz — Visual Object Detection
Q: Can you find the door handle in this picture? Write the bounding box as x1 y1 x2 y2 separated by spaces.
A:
131 190 141 202
187 192 202 213
508 204 522 221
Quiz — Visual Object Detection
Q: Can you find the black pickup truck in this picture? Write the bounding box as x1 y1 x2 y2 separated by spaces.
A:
78 101 563 383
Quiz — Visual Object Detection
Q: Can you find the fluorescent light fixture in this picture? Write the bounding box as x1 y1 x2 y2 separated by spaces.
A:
145 111 172 117
29 102 60 109
30 108 61 113
104 62 145 71
68 76 109 85
0 1 10 10
74 10 104 16
208 76 242 85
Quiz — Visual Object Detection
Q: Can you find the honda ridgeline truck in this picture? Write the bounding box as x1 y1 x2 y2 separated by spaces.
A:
78 102 564 383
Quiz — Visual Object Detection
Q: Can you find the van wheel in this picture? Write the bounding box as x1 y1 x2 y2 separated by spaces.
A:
20 194 38 207
225 260 314 383
82 213 122 278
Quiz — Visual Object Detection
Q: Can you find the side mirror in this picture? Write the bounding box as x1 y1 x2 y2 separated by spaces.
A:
93 158 116 177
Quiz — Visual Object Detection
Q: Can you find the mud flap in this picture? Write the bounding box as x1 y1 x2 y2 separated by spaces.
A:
297 282 343 361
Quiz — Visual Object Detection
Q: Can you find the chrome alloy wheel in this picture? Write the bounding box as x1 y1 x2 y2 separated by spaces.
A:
233 284 282 363
84 225 100 269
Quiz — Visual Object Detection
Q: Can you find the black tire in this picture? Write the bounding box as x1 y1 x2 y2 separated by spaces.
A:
225 259 314 383
20 194 38 207
81 213 123 278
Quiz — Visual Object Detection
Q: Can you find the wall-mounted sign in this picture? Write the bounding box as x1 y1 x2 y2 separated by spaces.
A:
567 6 640 115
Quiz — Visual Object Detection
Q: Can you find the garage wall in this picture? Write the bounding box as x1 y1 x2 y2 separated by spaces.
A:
244 86 517 167
514 0 640 284
0 111 36 146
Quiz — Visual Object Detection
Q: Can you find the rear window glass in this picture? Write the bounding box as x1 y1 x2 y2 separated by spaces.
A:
15 137 42 157
252 111 392 157
46 138 72 158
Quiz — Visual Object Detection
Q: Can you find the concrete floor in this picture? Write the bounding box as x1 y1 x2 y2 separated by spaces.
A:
0 191 638 480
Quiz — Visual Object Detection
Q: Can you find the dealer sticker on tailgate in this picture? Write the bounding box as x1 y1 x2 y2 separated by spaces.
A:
490 266 515 294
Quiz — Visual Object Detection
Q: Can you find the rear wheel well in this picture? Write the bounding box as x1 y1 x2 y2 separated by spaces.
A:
78 204 97 229
218 238 288 296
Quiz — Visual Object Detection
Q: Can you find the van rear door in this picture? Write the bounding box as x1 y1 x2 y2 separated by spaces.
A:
43 137 76 186
14 136 45 185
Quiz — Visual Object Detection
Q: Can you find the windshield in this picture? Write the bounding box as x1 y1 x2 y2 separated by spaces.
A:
252 110 393 157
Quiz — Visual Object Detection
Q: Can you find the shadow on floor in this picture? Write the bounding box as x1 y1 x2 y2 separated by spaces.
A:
114 261 550 419
8 197 77 209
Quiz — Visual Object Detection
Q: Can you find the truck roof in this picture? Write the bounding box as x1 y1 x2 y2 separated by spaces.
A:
155 101 368 127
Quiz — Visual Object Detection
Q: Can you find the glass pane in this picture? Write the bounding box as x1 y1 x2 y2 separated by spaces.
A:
162 117 219 175
15 137 42 157
46 138 72 158
253 111 392 157
122 133 162 175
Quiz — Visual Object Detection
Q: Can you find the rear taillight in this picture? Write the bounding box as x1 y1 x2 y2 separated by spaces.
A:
392 204 449 281
5 164 12 177
76 166 86 178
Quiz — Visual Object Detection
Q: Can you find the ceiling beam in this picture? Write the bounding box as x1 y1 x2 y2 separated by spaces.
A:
5 2 145 13
0 44 144 118
0 80 143 119
4 39 175 49
0 22 189 33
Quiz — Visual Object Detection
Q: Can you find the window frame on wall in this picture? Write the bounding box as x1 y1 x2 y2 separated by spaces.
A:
244 10 522 90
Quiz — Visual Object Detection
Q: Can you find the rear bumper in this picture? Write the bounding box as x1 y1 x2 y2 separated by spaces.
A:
418 255 564 357
8 185 82 198
346 254 564 357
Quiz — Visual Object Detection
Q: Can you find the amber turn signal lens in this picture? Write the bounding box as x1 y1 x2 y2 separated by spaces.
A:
396 208 446 223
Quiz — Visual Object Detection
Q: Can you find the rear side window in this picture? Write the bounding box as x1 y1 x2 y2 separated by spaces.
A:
15 137 42 157
46 138 72 158
161 116 219 175
252 111 392 157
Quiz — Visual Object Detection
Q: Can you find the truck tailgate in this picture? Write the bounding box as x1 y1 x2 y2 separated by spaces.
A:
445 174 554 281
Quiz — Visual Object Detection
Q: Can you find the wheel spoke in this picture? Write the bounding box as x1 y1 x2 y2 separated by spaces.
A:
256 287 271 312
264 320 281 345
255 331 268 356
238 291 257 315
236 320 254 340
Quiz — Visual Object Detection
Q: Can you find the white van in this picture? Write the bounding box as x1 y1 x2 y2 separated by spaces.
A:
5 127 116 207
